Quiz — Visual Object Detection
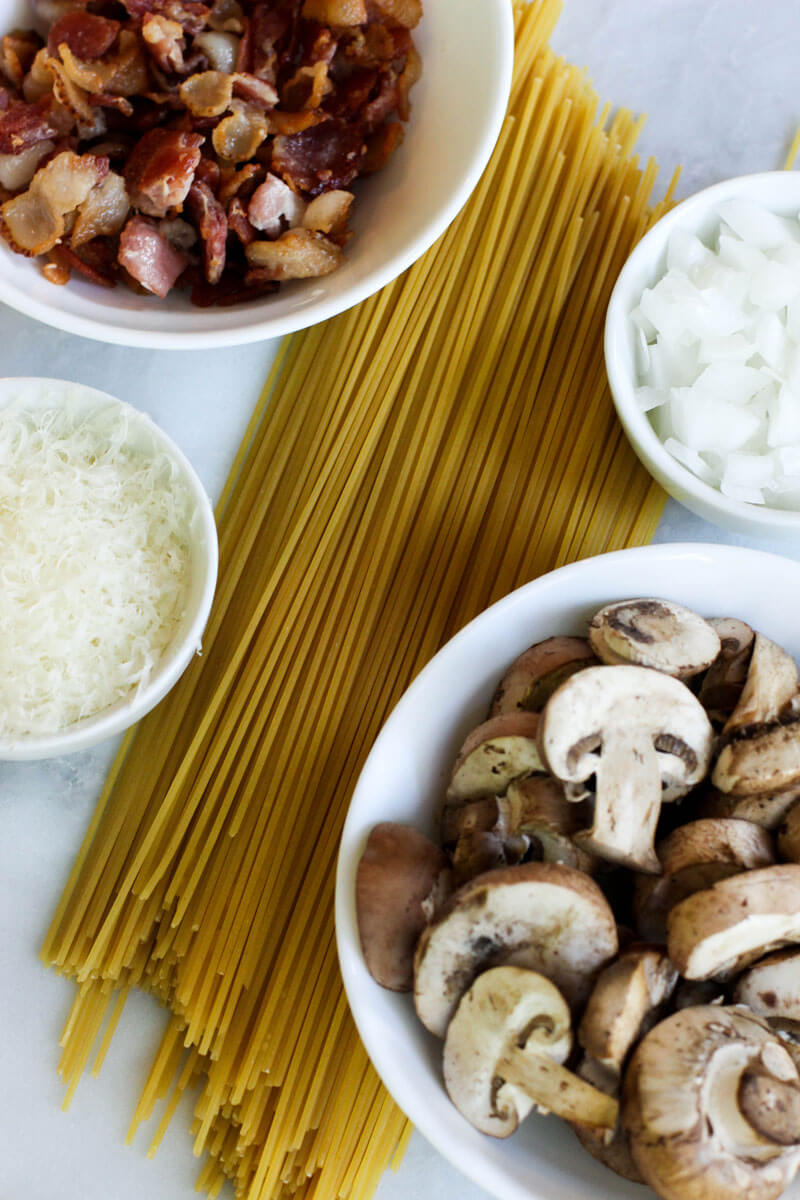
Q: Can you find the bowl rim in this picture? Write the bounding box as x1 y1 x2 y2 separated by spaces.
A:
0 0 515 350
0 376 219 760
604 169 800 533
335 541 800 1199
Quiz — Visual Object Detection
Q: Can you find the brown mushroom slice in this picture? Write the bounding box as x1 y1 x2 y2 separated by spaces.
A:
623 1005 800 1200
734 948 800 1031
506 776 597 872
588 599 720 679
355 822 450 991
448 712 544 801
541 665 714 873
698 784 800 830
634 818 775 942
489 637 597 717
667 864 800 980
713 723 800 796
578 947 678 1078
724 633 799 734
413 862 617 1037
778 803 800 861
697 618 755 724
443 967 617 1138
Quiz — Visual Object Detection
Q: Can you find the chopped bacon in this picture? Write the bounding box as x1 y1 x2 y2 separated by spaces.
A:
271 118 364 195
212 103 268 162
71 167 129 245
249 3 291 83
361 67 398 130
185 177 226 282
121 0 211 36
301 0 366 25
247 170 304 235
226 193 254 243
0 149 107 254
218 159 260 202
360 115 401 172
48 13 120 60
0 101 60 153
179 68 233 116
268 107 324 134
0 139 55 189
117 212 188 294
231 71 277 107
123 128 203 216
49 240 117 285
208 0 245 34
245 226 341 278
301 186 350 234
366 0 421 28
282 60 331 110
141 13 186 73
193 30 239 71
1 31 43 88
195 155 221 189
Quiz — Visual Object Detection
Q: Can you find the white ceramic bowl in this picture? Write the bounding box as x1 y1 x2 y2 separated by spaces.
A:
0 377 218 760
0 0 513 349
605 171 800 539
336 542 800 1200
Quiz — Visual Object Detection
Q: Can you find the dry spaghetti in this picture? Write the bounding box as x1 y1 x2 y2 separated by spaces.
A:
42 2 676 1196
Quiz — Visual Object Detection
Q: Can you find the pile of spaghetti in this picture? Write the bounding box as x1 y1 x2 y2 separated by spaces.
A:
42 1 675 1196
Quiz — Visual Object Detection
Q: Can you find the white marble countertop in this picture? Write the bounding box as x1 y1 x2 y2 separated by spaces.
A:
2 2 800 1198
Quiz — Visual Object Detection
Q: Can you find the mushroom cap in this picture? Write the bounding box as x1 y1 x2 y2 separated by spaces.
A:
667 863 800 980
698 784 800 830
449 712 545 800
623 1006 800 1200
589 599 720 678
578 947 677 1074
442 966 572 1137
713 723 800 797
724 633 799 734
490 637 597 717
633 818 775 942
356 822 450 991
734 947 800 1028
413 862 618 1037
541 665 713 796
697 617 754 724
778 802 800 861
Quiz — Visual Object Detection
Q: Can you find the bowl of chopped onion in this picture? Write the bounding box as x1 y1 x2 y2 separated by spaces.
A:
0 377 218 759
0 0 513 349
605 171 800 537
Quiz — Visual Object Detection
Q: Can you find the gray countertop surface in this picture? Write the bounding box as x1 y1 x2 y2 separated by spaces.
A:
1 1 799 1197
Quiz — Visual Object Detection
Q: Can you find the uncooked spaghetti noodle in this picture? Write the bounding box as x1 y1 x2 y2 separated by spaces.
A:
42 2 677 1196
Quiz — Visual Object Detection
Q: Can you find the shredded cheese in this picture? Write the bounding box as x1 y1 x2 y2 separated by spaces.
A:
0 388 195 737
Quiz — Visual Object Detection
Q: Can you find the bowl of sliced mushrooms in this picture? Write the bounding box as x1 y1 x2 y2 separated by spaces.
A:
336 541 800 1200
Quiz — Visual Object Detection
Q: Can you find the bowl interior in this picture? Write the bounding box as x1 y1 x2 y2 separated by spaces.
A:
0 377 218 759
605 171 800 534
0 0 513 348
336 542 800 1200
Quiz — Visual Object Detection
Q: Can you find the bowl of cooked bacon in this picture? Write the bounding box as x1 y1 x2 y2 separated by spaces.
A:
0 0 513 348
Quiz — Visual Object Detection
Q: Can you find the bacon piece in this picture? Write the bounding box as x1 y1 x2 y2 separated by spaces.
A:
50 240 116 285
226 193 254 243
121 0 211 36
367 0 421 28
208 0 245 34
22 49 54 102
301 187 351 235
71 167 128 246
247 171 305 236
360 67 398 129
179 69 233 116
117 213 188 295
302 0 366 24
268 108 325 135
249 3 291 83
231 71 277 107
218 159 260 202
0 139 55 189
48 13 120 60
271 118 364 195
105 30 149 96
189 265 277 305
245 226 342 278
1 31 43 88
282 60 331 110
0 149 106 254
141 13 187 73
195 156 221 189
361 116 402 172
396 40 420 120
123 128 203 217
185 178 226 282
30 0 89 27
46 54 96 121
212 103 268 162
0 101 60 153
193 30 239 71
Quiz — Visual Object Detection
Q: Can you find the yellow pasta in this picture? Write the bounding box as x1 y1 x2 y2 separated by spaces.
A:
42 2 676 1196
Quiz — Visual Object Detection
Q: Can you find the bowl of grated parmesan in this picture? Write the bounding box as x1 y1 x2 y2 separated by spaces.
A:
0 377 218 759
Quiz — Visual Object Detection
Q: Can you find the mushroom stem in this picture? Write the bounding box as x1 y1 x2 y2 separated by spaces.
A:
496 1053 619 1130
579 726 662 873
739 1072 800 1146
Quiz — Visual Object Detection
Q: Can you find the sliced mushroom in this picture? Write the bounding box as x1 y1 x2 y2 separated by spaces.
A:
633 818 775 942
713 723 800 797
696 617 755 725
413 862 617 1037
667 863 800 980
356 822 450 991
443 967 617 1138
588 599 720 679
623 1005 800 1200
671 978 727 1010
489 637 597 717
734 948 800 1031
506 776 597 872
724 633 799 734
578 947 678 1079
448 712 544 801
698 784 800 830
541 665 714 873
778 803 800 861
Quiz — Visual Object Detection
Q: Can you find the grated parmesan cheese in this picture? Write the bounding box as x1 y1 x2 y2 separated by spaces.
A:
0 389 195 737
